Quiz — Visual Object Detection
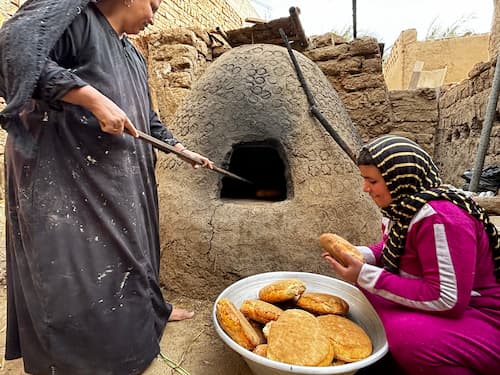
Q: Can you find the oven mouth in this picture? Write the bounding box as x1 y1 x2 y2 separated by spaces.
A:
220 139 289 202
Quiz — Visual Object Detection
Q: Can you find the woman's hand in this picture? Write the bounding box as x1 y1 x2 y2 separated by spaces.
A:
177 149 214 170
321 251 364 284
88 95 138 137
62 85 138 137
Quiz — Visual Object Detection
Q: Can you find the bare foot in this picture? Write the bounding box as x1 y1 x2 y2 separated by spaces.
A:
168 307 195 321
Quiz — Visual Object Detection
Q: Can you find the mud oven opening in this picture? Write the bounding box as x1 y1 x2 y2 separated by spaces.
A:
220 139 290 202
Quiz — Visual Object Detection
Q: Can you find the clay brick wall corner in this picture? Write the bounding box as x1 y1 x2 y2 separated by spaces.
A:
383 29 418 91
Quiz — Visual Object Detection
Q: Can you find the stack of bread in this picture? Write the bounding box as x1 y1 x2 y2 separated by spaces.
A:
216 261 373 367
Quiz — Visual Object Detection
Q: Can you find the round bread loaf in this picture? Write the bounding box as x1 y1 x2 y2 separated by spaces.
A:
240 299 283 324
319 233 365 266
216 298 265 350
258 278 306 303
253 344 268 357
267 309 334 366
317 314 372 362
296 292 349 315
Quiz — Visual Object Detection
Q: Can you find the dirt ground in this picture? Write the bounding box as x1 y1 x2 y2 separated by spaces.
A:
0 198 251 375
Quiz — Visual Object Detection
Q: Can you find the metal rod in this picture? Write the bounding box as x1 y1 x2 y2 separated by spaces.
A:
469 52 500 192
133 130 253 185
352 0 357 39
279 28 356 162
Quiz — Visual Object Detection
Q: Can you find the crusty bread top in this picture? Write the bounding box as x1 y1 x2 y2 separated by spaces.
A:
267 309 334 366
317 314 372 362
319 233 365 266
258 278 306 303
240 299 283 324
253 344 268 357
216 298 265 350
296 292 349 316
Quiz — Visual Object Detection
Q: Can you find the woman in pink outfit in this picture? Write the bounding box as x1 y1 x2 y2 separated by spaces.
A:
323 135 500 375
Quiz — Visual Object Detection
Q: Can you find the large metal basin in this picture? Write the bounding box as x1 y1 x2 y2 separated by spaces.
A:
213 271 388 375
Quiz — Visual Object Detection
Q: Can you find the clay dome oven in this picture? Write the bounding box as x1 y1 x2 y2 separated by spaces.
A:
154 44 381 298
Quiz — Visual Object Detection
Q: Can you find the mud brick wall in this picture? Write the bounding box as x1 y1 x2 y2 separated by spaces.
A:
152 0 245 32
388 88 439 156
305 36 394 143
0 0 247 32
147 28 214 126
434 59 500 187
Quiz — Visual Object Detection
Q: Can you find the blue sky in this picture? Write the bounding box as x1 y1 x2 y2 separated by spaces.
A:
250 0 494 48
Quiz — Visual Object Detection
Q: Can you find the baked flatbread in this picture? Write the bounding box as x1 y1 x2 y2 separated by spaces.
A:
240 299 283 324
267 309 334 366
296 292 349 316
216 298 265 350
258 278 306 303
319 233 365 266
317 314 372 362
253 344 268 357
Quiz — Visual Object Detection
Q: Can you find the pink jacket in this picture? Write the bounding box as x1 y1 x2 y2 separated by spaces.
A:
357 200 500 317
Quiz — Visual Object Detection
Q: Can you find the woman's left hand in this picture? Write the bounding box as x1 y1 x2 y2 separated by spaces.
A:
179 149 214 170
321 251 364 284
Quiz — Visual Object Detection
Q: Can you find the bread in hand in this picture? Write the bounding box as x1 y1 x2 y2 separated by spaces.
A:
319 233 365 266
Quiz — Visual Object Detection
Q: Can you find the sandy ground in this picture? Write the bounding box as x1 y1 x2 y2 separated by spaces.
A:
0 199 253 375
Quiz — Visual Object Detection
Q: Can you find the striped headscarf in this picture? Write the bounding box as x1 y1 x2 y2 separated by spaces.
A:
362 135 500 280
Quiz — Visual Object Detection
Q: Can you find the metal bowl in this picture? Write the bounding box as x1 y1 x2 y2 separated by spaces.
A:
212 271 388 375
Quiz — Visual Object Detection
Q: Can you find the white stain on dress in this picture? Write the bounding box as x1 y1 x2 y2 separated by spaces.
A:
119 272 131 293
97 269 114 281
86 155 97 164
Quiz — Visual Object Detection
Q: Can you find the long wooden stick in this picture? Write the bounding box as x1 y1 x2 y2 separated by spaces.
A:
134 130 253 184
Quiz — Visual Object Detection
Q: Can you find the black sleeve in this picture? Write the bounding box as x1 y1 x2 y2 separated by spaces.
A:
149 103 179 146
34 59 88 107
32 13 88 108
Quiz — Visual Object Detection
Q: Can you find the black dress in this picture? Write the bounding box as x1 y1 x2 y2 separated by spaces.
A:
4 4 177 374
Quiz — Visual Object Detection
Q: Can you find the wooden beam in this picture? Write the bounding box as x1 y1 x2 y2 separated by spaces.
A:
245 17 267 25
224 9 310 51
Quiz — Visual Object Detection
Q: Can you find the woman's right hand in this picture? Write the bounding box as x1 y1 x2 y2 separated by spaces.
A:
89 95 138 137
321 251 364 284
62 85 138 137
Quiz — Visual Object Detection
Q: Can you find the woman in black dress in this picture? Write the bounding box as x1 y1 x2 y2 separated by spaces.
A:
0 1 212 373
